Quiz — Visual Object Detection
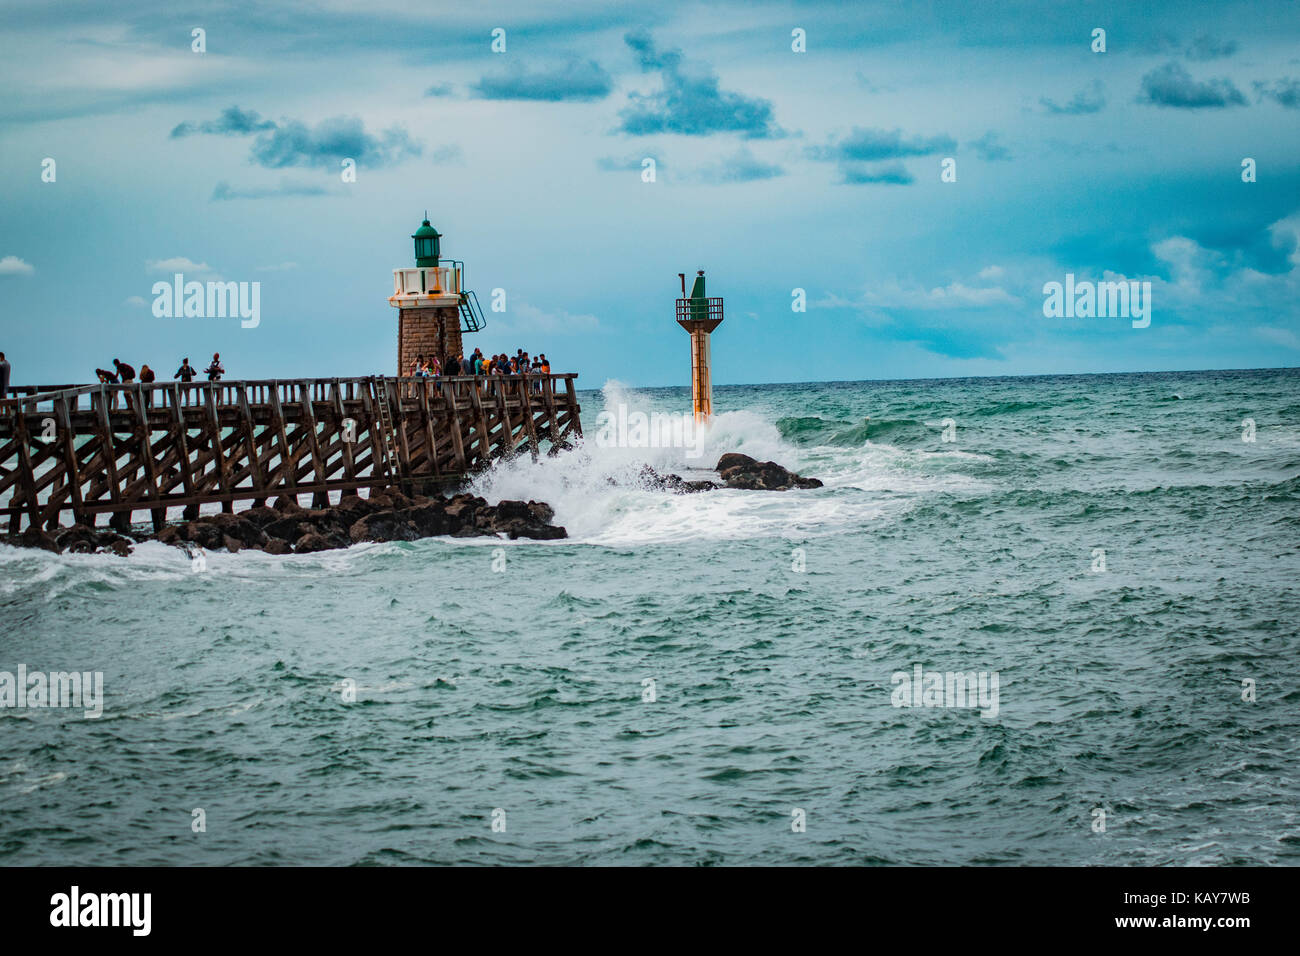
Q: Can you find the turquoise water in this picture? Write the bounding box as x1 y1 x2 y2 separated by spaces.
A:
2 368 1298 865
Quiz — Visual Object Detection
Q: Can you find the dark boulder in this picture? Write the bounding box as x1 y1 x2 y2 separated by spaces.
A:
333 494 377 527
716 452 757 473
349 510 419 543
716 454 822 491
241 505 282 528
680 480 720 493
205 513 269 548
107 537 132 557
8 528 62 553
54 524 100 553
262 516 307 542
272 495 303 514
179 520 227 551
153 525 184 547
494 499 534 522
407 502 455 537
293 532 337 554
500 520 567 541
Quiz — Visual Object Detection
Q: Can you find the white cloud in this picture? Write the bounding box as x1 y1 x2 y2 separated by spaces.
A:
1256 326 1300 349
503 302 601 333
145 257 220 278
123 295 146 306
0 255 34 276
847 277 1020 311
978 265 1005 279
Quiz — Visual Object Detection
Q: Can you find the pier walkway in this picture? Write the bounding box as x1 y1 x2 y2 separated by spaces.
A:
0 374 581 532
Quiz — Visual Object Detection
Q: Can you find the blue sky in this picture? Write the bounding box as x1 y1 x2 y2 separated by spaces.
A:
1 0 1298 387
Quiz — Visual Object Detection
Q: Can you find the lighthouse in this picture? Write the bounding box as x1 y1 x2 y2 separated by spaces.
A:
388 215 486 375
676 270 723 422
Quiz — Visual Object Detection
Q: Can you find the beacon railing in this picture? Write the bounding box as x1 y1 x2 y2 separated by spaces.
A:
675 296 724 323
392 262 463 297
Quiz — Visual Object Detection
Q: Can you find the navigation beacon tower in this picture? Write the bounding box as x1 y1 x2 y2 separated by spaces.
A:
675 270 723 422
387 214 486 375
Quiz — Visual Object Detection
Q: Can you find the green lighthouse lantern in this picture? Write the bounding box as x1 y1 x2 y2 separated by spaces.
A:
412 213 441 267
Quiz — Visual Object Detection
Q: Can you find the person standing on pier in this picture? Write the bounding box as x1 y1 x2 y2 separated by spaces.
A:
139 364 156 408
0 352 9 400
175 357 196 402
113 358 136 411
204 353 224 381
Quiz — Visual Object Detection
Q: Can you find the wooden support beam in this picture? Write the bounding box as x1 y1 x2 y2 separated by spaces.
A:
495 379 516 457
205 384 234 514
359 382 390 486
10 412 42 533
469 382 492 465
133 383 166 530
441 379 467 474
56 393 88 526
238 384 269 508
330 380 359 487
94 387 128 532
564 376 583 438
168 383 199 520
419 379 440 480
542 376 561 451
268 383 298 499
298 380 329 508
519 376 540 461
389 382 414 494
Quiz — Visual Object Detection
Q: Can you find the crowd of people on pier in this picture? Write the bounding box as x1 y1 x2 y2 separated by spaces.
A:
406 347 551 379
93 353 225 386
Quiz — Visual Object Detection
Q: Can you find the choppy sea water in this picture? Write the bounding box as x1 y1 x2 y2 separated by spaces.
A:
2 368 1298 866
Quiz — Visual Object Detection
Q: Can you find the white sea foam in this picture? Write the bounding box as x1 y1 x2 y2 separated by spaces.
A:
464 380 975 546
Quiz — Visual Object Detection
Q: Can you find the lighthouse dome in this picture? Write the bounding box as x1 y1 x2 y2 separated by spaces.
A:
412 215 441 267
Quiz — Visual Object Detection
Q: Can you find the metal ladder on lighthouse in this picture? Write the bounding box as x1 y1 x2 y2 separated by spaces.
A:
373 377 402 483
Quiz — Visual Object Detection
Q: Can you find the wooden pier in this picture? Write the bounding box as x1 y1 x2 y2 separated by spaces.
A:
0 374 581 533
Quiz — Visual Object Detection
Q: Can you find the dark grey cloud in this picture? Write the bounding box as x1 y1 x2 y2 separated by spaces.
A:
969 131 1011 162
211 180 331 201
251 117 421 168
1254 77 1300 108
1138 62 1246 108
1040 80 1107 115
170 106 275 138
617 30 782 138
839 162 913 186
1186 34 1238 61
809 127 956 163
172 107 423 169
695 149 783 184
470 58 613 102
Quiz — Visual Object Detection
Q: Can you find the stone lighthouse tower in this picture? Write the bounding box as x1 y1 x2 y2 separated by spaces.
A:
676 270 723 422
388 214 486 375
